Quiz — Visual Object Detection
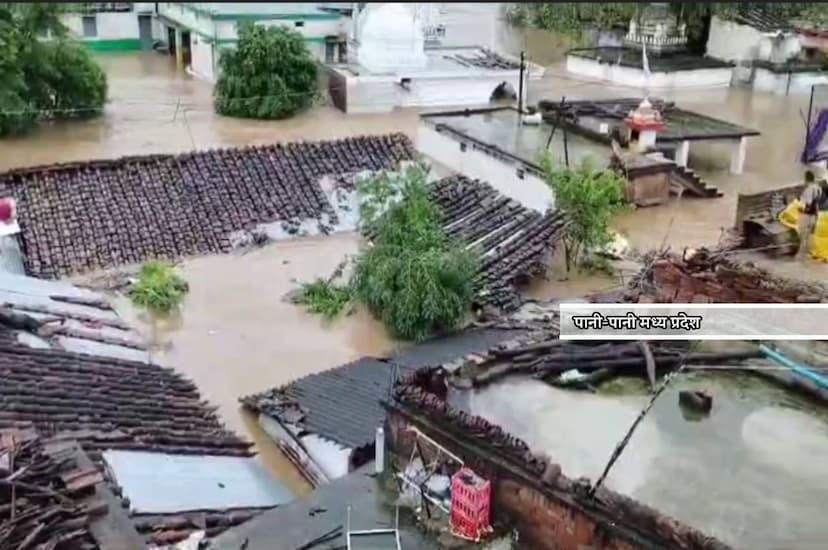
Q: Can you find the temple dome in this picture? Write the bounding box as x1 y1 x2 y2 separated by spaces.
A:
357 3 428 74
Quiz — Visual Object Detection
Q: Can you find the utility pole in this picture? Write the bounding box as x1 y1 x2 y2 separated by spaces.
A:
517 50 526 115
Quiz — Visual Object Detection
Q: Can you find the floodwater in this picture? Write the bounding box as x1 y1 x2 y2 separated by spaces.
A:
1 0 828 513
451 371 828 549
111 233 396 495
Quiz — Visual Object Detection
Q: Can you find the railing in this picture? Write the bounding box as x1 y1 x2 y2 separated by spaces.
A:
73 3 134 13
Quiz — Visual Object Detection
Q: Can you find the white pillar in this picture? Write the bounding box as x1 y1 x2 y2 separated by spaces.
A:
675 140 690 167
639 129 658 149
730 136 747 175
375 426 385 474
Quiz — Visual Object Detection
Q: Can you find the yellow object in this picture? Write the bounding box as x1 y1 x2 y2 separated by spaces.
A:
777 199 828 261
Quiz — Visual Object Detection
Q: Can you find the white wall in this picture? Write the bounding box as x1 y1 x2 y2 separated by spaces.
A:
189 35 215 81
214 18 343 42
706 16 764 62
62 12 140 40
417 123 555 212
753 68 828 95
566 55 733 89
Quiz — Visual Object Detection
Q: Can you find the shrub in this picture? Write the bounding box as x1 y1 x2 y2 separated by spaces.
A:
539 154 627 272
0 3 107 136
214 22 318 120
128 261 189 313
296 164 480 341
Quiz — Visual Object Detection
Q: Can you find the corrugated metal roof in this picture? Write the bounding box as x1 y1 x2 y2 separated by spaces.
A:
241 329 519 450
0 271 149 362
103 450 293 515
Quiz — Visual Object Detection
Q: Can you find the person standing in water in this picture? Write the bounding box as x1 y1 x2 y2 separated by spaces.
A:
797 169 828 260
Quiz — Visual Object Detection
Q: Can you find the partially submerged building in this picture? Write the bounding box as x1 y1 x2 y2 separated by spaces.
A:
327 3 544 113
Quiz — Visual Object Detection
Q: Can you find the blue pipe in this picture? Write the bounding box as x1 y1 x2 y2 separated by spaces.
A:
759 344 828 391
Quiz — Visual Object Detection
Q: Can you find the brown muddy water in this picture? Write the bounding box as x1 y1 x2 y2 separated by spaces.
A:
1 2 827 512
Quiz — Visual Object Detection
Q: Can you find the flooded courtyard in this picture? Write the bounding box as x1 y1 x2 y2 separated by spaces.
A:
1 2 828 537
450 371 828 549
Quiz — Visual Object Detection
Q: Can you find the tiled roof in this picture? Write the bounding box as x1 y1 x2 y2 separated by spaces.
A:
240 328 519 451
0 134 415 278
0 343 252 456
0 271 148 362
733 5 794 33
429 176 569 312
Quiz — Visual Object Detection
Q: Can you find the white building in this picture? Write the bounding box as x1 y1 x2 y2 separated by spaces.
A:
328 3 544 114
155 3 349 81
60 3 156 51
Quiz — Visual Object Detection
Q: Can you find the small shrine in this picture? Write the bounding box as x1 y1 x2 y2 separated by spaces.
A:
623 97 665 153
614 98 673 207
623 2 688 55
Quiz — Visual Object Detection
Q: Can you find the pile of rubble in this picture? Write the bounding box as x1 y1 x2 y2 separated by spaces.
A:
0 428 105 550
626 248 828 303
0 134 415 278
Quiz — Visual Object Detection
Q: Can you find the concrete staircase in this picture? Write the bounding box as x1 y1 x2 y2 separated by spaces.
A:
671 165 722 198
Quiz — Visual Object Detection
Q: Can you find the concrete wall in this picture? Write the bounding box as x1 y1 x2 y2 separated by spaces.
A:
62 12 142 50
417 123 554 212
213 18 343 42
385 384 731 550
189 35 215 81
752 68 828 95
339 72 526 114
566 55 733 89
706 16 765 63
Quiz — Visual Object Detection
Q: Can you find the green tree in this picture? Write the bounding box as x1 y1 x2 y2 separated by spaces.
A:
214 22 318 120
0 3 107 136
294 165 480 342
539 154 627 273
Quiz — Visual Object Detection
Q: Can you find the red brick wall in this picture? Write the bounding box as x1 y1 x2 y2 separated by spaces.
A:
387 368 733 550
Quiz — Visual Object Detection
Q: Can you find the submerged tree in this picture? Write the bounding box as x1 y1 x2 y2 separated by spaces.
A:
0 3 107 136
539 154 627 273
214 22 318 120
294 165 480 342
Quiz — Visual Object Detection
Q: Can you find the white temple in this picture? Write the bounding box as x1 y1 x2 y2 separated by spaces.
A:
355 3 428 74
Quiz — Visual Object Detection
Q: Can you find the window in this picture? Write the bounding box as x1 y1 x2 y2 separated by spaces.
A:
82 15 97 37
294 21 304 28
325 42 335 63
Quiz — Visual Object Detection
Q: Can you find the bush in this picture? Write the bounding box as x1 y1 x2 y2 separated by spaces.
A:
294 278 353 320
539 154 627 272
0 3 107 136
214 22 318 120
295 164 480 341
128 262 189 313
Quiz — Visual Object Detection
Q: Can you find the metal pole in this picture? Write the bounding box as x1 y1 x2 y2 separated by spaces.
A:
805 84 816 164
517 50 525 115
563 126 570 168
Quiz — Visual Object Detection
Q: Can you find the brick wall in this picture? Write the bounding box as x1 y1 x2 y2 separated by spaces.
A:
385 368 732 550
633 249 828 304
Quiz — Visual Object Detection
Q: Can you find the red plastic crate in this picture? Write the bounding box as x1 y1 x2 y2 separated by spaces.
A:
450 467 492 541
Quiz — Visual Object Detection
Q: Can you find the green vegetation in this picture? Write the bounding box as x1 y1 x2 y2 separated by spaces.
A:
0 3 108 137
294 278 353 320
539 155 627 273
128 261 189 313
505 3 816 54
294 165 480 342
214 22 318 120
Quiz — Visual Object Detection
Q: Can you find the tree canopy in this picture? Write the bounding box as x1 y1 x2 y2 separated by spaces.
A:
214 22 318 120
294 165 480 342
0 3 107 137
506 3 817 53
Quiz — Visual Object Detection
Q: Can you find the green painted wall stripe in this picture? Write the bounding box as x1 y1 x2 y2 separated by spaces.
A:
80 38 143 51
177 3 340 22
